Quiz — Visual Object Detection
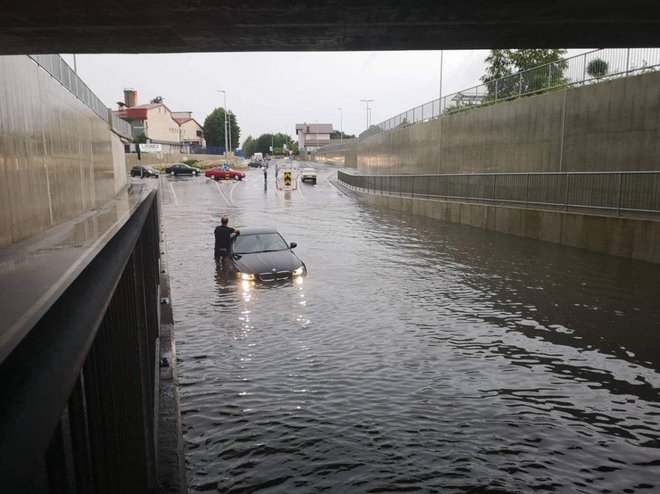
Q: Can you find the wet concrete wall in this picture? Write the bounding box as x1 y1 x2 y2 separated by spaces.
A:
342 187 660 264
311 139 358 168
0 56 126 248
318 71 660 175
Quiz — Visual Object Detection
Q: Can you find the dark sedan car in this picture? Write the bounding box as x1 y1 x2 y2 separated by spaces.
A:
228 226 306 282
164 163 201 176
130 165 159 178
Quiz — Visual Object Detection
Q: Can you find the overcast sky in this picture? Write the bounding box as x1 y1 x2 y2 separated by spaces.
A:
64 50 591 146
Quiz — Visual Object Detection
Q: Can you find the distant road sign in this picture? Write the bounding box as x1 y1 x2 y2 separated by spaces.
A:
139 143 162 153
283 171 292 187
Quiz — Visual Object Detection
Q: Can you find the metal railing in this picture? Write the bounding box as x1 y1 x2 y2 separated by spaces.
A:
0 190 162 490
30 54 132 139
111 110 133 139
338 170 660 216
360 48 660 140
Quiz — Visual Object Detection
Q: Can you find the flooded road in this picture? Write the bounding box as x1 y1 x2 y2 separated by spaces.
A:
160 163 660 493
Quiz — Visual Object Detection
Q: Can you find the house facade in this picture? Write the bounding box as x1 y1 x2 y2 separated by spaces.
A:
296 123 333 156
114 91 205 153
173 112 206 150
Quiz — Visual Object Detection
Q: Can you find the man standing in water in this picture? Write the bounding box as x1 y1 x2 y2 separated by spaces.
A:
214 216 240 269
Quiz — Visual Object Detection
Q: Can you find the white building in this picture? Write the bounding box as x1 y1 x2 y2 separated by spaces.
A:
113 91 205 153
296 123 333 156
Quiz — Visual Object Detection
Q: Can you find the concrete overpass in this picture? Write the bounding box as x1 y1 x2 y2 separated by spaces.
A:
1 1 660 54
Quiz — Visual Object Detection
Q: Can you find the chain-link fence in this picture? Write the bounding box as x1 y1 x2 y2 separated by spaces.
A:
338 171 660 216
360 48 660 140
30 54 132 139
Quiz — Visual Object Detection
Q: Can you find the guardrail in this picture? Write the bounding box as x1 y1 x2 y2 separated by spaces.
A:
30 54 132 139
360 48 660 140
338 170 660 216
0 190 161 490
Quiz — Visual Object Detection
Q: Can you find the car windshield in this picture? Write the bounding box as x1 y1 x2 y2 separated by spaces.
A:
233 233 289 254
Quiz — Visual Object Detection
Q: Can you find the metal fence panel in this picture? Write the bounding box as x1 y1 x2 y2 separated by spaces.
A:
338 171 660 216
360 48 660 140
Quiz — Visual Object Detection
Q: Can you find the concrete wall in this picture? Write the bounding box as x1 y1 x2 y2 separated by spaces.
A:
326 71 660 175
311 139 358 167
125 152 229 169
0 55 126 248
342 186 660 264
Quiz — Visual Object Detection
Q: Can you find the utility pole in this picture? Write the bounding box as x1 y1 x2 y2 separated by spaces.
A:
439 50 444 103
337 107 343 141
218 90 229 162
227 110 232 157
360 99 374 130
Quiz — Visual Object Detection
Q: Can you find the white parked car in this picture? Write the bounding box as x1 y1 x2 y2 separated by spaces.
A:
300 168 317 184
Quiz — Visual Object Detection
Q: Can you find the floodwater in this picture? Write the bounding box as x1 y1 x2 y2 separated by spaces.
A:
160 163 660 493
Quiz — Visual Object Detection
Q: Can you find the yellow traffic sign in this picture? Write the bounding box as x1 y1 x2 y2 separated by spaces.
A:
283 171 292 187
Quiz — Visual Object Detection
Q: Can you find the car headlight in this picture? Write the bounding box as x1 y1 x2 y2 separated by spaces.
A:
292 266 304 276
237 272 255 281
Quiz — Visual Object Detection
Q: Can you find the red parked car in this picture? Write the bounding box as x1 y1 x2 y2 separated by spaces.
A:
205 167 246 181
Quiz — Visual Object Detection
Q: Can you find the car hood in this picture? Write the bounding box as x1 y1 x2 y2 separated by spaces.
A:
232 250 302 274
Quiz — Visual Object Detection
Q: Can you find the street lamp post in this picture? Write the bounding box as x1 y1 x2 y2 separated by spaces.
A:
218 90 229 161
360 99 374 130
439 50 444 115
337 107 343 141
228 110 232 157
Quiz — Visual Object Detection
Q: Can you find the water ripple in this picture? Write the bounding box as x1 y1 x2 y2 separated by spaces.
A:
163 172 660 493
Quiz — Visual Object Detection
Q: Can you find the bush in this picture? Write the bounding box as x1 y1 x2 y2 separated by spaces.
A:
587 58 609 78
182 159 199 166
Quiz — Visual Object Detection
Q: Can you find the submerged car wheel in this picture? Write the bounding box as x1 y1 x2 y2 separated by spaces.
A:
192 171 197 176
234 175 240 181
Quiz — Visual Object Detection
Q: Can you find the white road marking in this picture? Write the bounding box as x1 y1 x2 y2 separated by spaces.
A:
228 181 240 205
214 180 233 205
168 181 179 206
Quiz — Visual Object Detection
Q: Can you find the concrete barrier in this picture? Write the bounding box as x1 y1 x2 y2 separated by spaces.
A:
339 185 660 264
125 152 231 168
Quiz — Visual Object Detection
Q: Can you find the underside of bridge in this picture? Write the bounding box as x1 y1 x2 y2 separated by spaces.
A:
2 1 660 55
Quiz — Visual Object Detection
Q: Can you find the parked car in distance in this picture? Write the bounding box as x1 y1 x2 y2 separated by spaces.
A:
165 163 201 176
205 167 246 181
228 226 307 282
248 160 263 168
300 168 317 184
130 165 159 178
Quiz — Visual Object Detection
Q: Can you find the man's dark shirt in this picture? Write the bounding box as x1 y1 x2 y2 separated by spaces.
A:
214 225 236 257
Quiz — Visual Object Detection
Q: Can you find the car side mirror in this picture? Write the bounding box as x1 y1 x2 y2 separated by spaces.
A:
290 242 297 249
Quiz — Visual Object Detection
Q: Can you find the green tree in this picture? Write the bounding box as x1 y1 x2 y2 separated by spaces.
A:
481 49 568 99
330 130 356 139
203 108 241 150
243 133 295 156
150 96 163 104
242 135 255 157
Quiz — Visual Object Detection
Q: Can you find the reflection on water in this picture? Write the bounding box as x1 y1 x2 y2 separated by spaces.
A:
163 173 660 493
